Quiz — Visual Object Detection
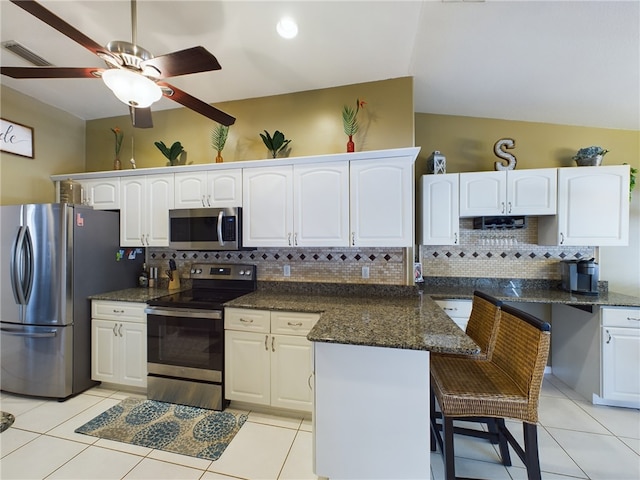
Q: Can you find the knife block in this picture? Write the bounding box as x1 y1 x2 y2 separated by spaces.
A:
168 275 181 291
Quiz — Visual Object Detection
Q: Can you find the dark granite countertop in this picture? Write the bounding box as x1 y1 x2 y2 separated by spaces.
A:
88 287 177 303
225 289 480 355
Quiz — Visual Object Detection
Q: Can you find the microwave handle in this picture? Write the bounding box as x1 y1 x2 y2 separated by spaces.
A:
217 210 225 246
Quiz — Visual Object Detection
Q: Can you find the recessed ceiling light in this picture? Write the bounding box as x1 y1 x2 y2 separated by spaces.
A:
277 17 298 39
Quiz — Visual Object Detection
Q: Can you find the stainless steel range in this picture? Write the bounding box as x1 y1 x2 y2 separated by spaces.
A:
145 263 256 410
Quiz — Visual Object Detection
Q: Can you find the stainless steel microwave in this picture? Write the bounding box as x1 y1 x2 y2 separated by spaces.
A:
169 207 244 250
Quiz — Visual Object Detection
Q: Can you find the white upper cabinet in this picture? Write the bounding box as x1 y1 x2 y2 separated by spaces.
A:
78 178 120 209
294 163 350 247
350 156 414 247
459 169 557 217
243 165 294 247
174 169 242 208
120 174 174 247
538 165 630 246
243 163 349 247
419 174 459 245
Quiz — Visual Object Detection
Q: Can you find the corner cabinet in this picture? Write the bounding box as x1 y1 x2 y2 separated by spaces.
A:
91 300 147 388
459 168 557 217
350 156 414 247
224 307 319 412
174 169 242 208
419 174 459 245
77 178 120 209
120 174 174 246
539 165 630 246
242 163 349 247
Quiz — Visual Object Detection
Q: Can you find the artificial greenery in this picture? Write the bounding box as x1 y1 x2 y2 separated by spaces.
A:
154 141 184 166
624 163 638 201
572 145 609 160
342 98 365 136
211 124 229 153
260 130 291 158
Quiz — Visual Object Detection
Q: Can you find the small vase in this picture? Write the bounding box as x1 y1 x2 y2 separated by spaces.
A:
347 135 355 153
215 151 223 163
113 157 121 170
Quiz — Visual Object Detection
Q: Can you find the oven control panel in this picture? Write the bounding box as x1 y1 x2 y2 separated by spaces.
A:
190 263 255 280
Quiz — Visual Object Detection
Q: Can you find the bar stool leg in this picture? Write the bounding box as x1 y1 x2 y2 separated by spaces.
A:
523 422 542 480
443 416 456 480
494 418 512 466
430 391 437 451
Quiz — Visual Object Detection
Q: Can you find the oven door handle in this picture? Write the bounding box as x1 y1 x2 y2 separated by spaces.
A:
144 307 222 320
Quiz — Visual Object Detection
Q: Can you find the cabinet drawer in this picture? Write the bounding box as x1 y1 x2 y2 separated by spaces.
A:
602 307 640 328
435 300 473 319
271 311 320 336
91 301 146 322
225 308 270 333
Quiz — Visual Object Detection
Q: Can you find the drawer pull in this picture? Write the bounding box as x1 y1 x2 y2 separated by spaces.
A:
239 318 254 323
627 317 640 322
112 309 125 314
443 307 457 312
287 321 303 327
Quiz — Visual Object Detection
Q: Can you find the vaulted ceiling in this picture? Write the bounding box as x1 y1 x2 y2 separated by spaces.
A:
1 1 638 130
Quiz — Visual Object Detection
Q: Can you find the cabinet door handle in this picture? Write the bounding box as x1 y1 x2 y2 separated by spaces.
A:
287 321 303 327
628 317 640 322
288 233 292 246
239 318 254 323
140 235 145 246
294 232 298 246
271 336 275 352
206 195 211 207
508 202 512 214
264 335 269 351
351 232 355 246
201 195 206 207
605 329 612 344
145 234 150 246
560 233 565 245
501 202 506 214
112 323 118 336
118 324 123 337
308 373 313 391
454 232 458 244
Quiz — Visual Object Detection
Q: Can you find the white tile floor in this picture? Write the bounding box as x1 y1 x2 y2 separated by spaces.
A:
1 374 638 480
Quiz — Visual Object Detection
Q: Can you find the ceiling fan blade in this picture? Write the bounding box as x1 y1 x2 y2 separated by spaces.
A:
1 66 102 79
10 0 105 56
159 82 235 126
142 47 222 79
130 106 153 129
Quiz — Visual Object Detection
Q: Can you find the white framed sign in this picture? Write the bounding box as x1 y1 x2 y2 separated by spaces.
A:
1 118 34 159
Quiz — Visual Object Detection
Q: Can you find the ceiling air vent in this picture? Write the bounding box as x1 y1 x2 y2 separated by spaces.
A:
2 40 53 66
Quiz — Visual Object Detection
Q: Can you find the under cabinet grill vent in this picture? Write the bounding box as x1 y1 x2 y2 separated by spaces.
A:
473 216 527 230
2 40 53 66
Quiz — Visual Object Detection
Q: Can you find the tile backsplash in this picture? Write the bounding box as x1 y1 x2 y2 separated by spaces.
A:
148 247 409 285
420 217 595 280
147 218 595 285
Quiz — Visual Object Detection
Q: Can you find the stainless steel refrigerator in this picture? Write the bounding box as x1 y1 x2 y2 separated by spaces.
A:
1 203 143 399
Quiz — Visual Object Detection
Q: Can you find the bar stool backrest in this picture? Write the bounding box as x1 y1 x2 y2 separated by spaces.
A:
492 304 551 423
465 290 503 360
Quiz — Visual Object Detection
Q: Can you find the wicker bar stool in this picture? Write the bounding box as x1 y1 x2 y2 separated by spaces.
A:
430 291 503 451
430 304 551 480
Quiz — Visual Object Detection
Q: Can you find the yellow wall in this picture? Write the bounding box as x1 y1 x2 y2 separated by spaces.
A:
0 85 85 205
85 77 414 172
415 113 639 177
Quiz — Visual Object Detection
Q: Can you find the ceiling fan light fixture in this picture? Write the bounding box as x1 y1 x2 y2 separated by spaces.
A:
102 68 162 108
276 17 298 39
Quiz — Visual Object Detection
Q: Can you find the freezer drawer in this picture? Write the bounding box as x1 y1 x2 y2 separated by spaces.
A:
1 324 73 398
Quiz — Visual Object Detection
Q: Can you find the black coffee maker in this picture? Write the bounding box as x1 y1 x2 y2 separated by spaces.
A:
560 258 599 295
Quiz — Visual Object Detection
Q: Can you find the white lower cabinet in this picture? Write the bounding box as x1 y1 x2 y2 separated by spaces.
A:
601 307 640 405
224 308 319 412
91 301 147 388
434 299 472 330
552 304 640 408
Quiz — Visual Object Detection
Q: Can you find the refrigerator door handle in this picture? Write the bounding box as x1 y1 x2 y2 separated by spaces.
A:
0 327 57 338
12 226 35 305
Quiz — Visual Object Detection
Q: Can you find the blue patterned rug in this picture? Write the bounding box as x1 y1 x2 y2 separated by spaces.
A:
75 397 247 461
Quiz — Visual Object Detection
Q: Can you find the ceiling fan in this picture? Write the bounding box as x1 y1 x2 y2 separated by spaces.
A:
1 0 235 128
